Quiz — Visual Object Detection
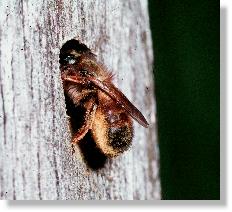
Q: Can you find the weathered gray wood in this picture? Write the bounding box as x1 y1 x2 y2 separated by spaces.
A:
0 0 160 200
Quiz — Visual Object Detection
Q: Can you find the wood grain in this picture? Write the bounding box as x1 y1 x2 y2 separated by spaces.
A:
0 0 160 200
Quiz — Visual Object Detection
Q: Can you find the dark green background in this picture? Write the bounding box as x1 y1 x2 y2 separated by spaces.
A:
148 1 219 199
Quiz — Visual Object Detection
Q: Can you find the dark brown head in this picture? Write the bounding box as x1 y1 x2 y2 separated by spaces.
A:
59 39 94 66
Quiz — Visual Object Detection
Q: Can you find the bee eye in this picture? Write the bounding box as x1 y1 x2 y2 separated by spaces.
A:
64 55 76 64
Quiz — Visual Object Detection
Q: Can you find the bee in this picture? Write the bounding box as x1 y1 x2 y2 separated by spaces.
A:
59 39 148 157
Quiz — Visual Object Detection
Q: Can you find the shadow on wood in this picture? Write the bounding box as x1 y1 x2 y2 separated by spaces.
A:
64 93 107 170
78 132 108 170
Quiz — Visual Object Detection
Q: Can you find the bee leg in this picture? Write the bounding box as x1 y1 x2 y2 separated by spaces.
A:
72 98 97 144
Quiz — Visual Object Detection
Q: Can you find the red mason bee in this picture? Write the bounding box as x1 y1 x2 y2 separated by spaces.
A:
59 39 148 157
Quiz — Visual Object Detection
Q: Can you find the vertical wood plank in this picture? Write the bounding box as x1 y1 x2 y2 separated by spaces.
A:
0 0 160 200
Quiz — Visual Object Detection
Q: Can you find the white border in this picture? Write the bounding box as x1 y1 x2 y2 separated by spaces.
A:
0 1 229 211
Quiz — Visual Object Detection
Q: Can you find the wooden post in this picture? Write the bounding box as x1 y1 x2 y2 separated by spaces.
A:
0 0 160 200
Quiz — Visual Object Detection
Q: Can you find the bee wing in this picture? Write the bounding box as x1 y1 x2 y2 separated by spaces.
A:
88 77 149 128
63 75 149 127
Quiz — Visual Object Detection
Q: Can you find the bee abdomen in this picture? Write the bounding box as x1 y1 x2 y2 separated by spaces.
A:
107 125 133 155
92 108 133 157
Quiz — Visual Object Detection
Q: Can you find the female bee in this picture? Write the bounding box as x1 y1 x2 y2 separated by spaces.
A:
59 39 148 157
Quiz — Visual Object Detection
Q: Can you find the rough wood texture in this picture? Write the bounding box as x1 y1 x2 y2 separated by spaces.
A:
0 0 160 200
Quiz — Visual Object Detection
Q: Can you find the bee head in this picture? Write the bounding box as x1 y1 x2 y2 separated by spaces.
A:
59 39 92 66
